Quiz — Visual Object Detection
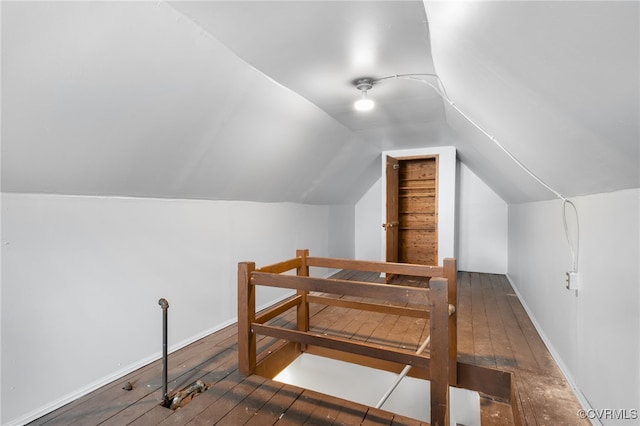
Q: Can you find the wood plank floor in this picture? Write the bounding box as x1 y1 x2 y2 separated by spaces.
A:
29 271 588 426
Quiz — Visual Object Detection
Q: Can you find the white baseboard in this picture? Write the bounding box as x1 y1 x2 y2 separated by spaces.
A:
505 274 600 426
5 292 297 426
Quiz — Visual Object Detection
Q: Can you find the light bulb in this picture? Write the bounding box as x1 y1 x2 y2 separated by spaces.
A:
354 91 374 111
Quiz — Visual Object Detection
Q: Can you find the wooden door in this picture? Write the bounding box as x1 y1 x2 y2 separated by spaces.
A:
385 155 438 267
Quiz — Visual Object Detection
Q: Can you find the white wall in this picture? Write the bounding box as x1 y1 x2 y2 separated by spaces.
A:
0 193 345 425
457 162 508 273
328 204 355 259
355 178 383 261
508 189 640 425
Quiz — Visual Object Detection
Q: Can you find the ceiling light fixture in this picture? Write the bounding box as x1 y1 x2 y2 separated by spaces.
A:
353 78 375 111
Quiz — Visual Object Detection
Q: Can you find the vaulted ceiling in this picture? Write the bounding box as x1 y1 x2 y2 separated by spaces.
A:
2 1 638 205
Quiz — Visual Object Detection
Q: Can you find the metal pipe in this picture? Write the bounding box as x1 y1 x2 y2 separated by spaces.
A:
158 298 169 406
375 306 455 409
375 335 431 409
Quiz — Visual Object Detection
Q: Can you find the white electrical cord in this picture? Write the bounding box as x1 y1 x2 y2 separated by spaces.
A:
563 199 580 272
372 73 580 274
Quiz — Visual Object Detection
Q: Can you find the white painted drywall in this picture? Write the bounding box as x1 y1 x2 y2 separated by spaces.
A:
0 193 345 425
425 1 640 203
328 205 355 259
457 162 508 273
2 1 380 206
508 189 640 425
355 178 383 261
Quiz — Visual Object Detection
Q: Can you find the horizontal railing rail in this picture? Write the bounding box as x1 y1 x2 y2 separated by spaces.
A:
306 256 446 278
255 257 302 274
306 294 431 319
250 272 431 306
252 323 432 369
254 295 302 325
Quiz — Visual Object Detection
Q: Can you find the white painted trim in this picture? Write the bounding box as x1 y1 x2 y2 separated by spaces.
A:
505 274 600 426
4 292 296 426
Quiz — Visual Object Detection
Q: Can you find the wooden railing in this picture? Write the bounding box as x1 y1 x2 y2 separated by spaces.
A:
238 249 522 426
238 249 457 426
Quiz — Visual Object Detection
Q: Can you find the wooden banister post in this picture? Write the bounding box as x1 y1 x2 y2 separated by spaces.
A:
238 261 256 376
296 249 310 350
443 258 457 386
430 277 450 426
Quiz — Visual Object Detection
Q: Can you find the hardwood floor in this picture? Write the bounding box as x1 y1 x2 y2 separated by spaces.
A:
29 271 588 425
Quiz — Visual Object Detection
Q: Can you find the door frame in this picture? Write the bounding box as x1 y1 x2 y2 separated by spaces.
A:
384 154 439 269
380 147 457 269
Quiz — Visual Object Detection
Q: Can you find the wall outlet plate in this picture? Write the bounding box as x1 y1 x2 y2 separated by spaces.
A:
566 271 579 290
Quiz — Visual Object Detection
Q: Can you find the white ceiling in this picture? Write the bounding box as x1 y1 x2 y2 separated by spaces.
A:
2 1 638 204
425 1 639 202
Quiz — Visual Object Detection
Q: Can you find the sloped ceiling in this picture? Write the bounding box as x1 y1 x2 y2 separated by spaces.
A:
425 0 639 202
2 1 638 205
